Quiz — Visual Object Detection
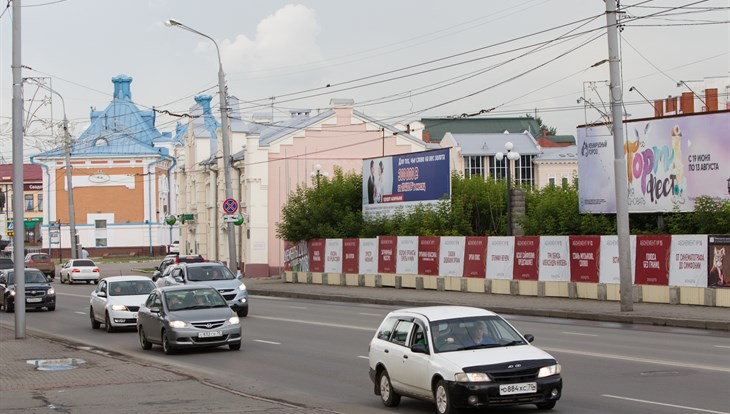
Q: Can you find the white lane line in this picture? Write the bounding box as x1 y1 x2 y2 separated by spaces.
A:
359 312 382 317
251 315 374 331
56 292 91 298
74 312 85 315
357 356 368 359
544 347 730 373
288 306 307 310
714 345 730 349
602 394 729 414
561 331 598 337
253 339 281 345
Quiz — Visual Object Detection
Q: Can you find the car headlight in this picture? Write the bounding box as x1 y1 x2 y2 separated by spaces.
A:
111 304 128 311
169 320 188 329
538 364 561 378
454 372 491 382
228 316 240 325
9 290 15 296
47 288 55 295
239 283 247 291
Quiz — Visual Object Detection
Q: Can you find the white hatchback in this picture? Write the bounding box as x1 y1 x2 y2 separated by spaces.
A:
60 259 100 284
368 306 562 414
90 276 156 332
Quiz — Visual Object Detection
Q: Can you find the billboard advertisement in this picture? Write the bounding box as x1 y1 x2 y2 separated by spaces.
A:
514 236 540 281
324 239 343 274
378 236 397 273
569 236 600 283
396 236 418 275
668 235 707 287
439 236 465 276
363 148 451 217
418 236 440 275
308 239 326 273
463 236 487 278
283 240 309 272
634 235 671 285
359 238 378 274
486 237 514 280
708 235 730 288
538 236 570 282
577 112 730 213
342 238 359 274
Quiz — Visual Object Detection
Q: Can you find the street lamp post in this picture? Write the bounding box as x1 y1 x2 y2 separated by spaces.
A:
495 142 519 236
310 164 329 187
166 19 237 273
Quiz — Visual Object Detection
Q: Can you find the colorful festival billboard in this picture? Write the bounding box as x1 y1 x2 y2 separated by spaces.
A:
363 148 451 217
577 112 730 213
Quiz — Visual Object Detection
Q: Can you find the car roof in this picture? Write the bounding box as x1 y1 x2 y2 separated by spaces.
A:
180 262 224 268
101 276 153 283
389 306 498 321
156 285 216 293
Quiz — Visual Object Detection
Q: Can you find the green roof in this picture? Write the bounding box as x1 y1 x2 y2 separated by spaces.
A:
421 117 542 143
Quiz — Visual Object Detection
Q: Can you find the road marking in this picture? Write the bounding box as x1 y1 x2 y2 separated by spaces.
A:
251 315 374 331
561 331 598 337
544 347 730 373
359 312 382 317
602 394 729 414
288 306 307 310
253 339 281 345
357 356 368 359
714 345 730 349
74 312 85 315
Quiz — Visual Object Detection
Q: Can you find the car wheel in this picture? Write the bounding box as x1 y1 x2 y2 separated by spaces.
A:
139 327 152 350
4 303 13 313
47 305 55 311
435 380 456 414
105 313 115 333
378 369 401 407
229 342 241 351
536 401 556 410
162 331 175 355
90 308 101 329
50 271 55 280
60 274 65 284
237 309 248 317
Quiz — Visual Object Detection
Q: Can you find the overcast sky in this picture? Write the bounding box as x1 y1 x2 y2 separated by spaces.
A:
1 0 728 161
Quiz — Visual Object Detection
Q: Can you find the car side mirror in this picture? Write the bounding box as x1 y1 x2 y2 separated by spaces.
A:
153 270 161 278
524 334 535 343
149 307 160 314
154 266 159 271
237 273 244 280
97 291 106 298
410 343 429 354
174 276 183 283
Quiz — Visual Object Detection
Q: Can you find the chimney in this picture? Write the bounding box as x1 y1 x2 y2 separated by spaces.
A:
680 92 694 114
654 100 664 117
705 88 718 112
665 97 678 115
112 74 133 100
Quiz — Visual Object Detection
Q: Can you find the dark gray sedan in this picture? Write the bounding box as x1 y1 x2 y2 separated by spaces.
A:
137 285 242 354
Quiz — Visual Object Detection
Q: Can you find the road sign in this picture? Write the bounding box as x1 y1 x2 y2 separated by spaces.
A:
223 213 242 223
222 198 239 214
6 221 13 231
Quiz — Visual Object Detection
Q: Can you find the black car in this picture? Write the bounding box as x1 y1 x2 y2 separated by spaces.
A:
0 258 13 270
0 268 56 312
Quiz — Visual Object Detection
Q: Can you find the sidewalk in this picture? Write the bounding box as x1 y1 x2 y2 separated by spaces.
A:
245 276 730 331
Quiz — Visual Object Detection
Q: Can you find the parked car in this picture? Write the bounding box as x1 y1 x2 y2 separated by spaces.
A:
168 241 180 254
155 262 248 317
137 285 242 354
0 258 13 270
90 276 157 332
25 253 55 280
369 306 562 413
152 254 206 280
59 259 100 284
0 268 56 312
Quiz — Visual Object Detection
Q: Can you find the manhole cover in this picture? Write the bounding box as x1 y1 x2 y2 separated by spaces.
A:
26 358 86 371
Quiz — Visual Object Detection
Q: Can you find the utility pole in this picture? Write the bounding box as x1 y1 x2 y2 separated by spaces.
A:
63 113 78 259
605 0 633 312
12 0 26 338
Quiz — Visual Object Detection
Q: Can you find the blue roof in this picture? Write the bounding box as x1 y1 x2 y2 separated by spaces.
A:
534 146 578 162
446 132 540 156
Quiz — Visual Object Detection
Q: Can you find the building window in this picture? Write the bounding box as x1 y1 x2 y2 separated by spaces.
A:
489 156 507 181
464 156 485 178
24 194 34 211
95 219 107 247
515 155 534 187
548 177 556 186
38 194 43 212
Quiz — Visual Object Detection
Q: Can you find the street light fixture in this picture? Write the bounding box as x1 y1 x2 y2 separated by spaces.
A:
676 80 707 107
628 86 655 110
495 142 520 236
310 164 329 187
166 18 238 273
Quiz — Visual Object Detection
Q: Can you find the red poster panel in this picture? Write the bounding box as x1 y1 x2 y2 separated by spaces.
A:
342 238 359 274
569 236 601 282
418 236 440 275
464 236 487 278
513 236 540 281
634 235 671 285
378 236 397 274
308 239 326 273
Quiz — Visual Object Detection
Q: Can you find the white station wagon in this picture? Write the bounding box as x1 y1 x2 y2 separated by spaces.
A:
369 306 562 413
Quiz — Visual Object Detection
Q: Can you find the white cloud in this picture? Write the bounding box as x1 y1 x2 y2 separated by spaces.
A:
219 4 322 75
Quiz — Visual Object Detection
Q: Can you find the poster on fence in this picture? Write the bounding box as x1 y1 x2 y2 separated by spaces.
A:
539 236 570 281
708 235 730 288
324 239 343 274
669 235 707 287
359 238 378 274
486 237 514 280
464 236 487 278
418 236 440 275
284 240 309 272
634 235 671 285
514 236 540 281
308 239 326 273
599 235 637 284
569 236 600 283
439 236 465 276
378 236 397 273
342 238 359 274
396 236 418 275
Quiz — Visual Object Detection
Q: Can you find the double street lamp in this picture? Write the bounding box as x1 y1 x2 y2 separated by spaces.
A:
495 142 519 236
165 19 238 273
310 164 329 187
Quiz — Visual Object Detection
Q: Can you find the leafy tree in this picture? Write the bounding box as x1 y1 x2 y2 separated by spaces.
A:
526 114 557 135
664 196 730 234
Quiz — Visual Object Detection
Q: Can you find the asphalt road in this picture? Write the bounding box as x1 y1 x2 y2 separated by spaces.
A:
2 261 729 414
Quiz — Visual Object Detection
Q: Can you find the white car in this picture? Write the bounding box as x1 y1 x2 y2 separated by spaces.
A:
369 306 562 414
59 259 100 284
90 276 156 332
168 241 180 254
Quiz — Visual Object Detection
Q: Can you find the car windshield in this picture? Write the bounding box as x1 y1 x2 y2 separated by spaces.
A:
164 289 228 311
108 280 155 296
6 270 48 284
72 260 96 267
30 254 50 261
430 315 526 353
186 266 235 282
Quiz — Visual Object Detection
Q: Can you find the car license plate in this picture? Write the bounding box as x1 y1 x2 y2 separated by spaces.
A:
131 313 138 319
26 297 43 303
198 330 223 338
499 382 537 395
